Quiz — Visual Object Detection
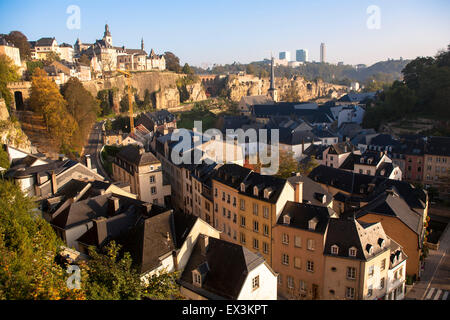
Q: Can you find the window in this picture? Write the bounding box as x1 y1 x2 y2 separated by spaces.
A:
151 187 157 195
263 242 269 254
215 203 218 212
233 197 236 207
214 188 218 197
381 259 386 271
282 233 289 245
306 260 314 272
299 280 306 292
307 239 315 251
380 277 385 289
223 208 226 217
349 247 357 257
278 275 282 285
227 194 230 203
240 216 246 227
240 199 245 210
287 276 294 289
282 254 289 265
222 192 225 201
252 276 259 290
347 267 356 280
294 257 301 269
294 236 302 248
368 266 374 277
253 203 259 215
240 233 246 244
346 287 355 299
367 286 373 297
253 238 259 250
150 175 155 184
331 245 339 255
263 224 269 236
193 272 201 286
263 206 269 218
253 220 259 232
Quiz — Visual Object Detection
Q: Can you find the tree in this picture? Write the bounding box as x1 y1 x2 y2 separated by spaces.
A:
298 156 319 176
83 242 143 300
79 54 91 66
61 77 100 151
0 179 85 300
282 82 301 102
0 54 20 108
164 52 181 73
0 146 10 170
5 31 31 61
25 60 44 80
275 150 299 178
29 68 77 149
43 51 61 65
182 63 193 75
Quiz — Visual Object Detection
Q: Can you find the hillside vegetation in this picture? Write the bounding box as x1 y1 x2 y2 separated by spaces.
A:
363 45 450 136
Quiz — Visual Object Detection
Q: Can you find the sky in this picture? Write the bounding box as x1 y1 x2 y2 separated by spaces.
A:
0 0 449 67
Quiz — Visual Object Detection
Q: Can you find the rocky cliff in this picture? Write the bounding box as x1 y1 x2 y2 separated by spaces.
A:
225 75 348 102
0 98 32 152
82 72 207 110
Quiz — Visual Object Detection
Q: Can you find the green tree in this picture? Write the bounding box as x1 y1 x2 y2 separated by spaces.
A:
182 63 193 75
83 242 142 300
0 179 85 300
43 51 61 65
164 52 181 73
5 31 31 61
25 60 44 80
78 54 91 66
0 146 10 170
275 150 299 179
298 156 319 176
0 54 20 108
282 83 301 102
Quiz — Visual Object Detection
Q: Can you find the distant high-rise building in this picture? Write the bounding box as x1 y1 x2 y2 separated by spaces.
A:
296 49 308 62
279 51 291 61
320 43 326 63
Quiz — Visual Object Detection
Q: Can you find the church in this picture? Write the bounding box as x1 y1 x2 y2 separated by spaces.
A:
74 24 166 74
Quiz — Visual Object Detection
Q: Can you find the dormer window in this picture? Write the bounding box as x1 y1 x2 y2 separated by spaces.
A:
349 247 357 257
264 187 273 199
192 271 202 287
331 245 339 255
253 186 259 196
240 183 246 192
378 238 385 248
308 217 318 230
283 215 291 225
366 244 373 255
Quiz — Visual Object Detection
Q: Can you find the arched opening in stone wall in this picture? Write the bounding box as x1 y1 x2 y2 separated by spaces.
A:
14 91 25 110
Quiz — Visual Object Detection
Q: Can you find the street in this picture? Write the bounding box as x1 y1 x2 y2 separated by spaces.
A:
405 217 450 300
82 121 112 181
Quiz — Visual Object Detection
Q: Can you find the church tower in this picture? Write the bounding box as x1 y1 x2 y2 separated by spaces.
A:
268 56 278 102
103 24 112 47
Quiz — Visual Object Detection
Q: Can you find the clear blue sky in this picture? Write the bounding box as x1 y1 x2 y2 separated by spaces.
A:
1 0 449 67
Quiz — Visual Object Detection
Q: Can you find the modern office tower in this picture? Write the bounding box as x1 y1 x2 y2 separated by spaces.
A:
296 49 308 62
320 43 326 63
279 51 291 61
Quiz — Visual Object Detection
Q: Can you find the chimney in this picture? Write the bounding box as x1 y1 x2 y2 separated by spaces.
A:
51 170 58 195
199 234 209 256
295 181 303 203
93 217 107 246
85 155 92 169
107 196 120 216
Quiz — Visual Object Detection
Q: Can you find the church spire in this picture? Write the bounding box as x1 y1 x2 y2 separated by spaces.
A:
270 55 275 90
141 38 144 51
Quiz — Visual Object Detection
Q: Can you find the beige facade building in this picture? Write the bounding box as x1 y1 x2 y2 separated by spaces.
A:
112 145 170 206
0 36 21 67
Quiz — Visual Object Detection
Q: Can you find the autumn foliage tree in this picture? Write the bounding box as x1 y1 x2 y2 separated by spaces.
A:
29 68 77 151
61 77 100 152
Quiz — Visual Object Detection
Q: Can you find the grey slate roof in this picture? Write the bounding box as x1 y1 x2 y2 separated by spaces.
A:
179 236 266 300
287 175 333 207
116 145 160 167
277 201 334 234
324 217 390 261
